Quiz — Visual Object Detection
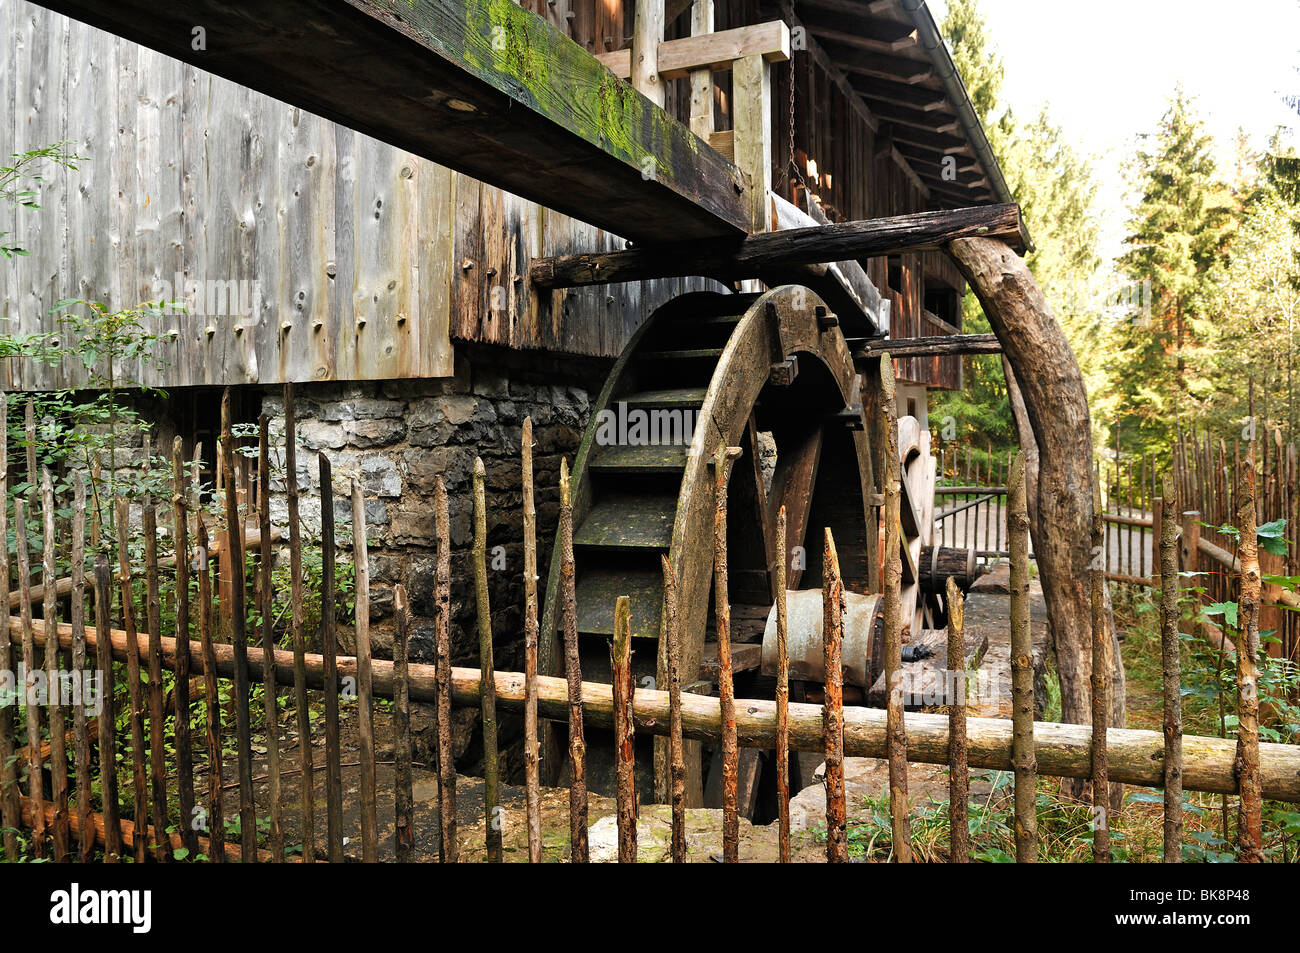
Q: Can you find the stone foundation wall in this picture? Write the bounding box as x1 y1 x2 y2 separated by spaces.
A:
259 345 606 678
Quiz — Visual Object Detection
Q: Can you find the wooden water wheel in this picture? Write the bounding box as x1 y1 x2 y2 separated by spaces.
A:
538 285 932 808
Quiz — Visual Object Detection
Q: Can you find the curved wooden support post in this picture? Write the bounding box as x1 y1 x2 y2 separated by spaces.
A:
946 237 1124 731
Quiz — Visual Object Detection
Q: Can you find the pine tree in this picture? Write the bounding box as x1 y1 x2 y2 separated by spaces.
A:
1114 90 1235 450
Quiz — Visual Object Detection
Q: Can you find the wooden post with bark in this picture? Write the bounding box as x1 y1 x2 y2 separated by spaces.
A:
196 519 224 863
71 472 93 863
258 416 283 861
93 556 123 861
41 470 71 860
775 507 791 864
433 477 457 863
822 529 848 864
221 391 256 860
712 441 740 863
319 453 343 863
113 496 149 864
171 439 198 858
393 585 414 862
1008 452 1037 862
285 384 315 862
1159 474 1183 861
352 480 378 863
559 459 588 863
1235 443 1264 863
1090 480 1110 862
0 393 17 860
139 474 168 862
473 457 502 863
946 578 969 863
662 554 686 863
611 596 637 863
522 417 542 864
880 355 913 862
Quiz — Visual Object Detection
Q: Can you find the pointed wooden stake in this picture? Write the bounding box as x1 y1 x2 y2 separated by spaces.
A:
1159 473 1183 861
611 595 637 863
473 457 502 863
822 528 848 864
433 477 457 863
522 417 542 863
946 577 969 864
661 554 686 863
1008 451 1038 862
559 459 588 863
775 507 791 864
1090 478 1111 863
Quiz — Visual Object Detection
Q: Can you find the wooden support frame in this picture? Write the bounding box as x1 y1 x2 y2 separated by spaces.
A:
33 0 751 243
530 204 1023 287
598 20 791 80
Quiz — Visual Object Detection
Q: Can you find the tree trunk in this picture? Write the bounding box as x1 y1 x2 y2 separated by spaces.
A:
948 237 1122 732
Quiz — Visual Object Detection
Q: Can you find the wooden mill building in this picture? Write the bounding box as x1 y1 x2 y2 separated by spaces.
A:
2 0 1022 807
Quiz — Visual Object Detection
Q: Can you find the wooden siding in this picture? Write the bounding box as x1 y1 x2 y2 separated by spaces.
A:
3 0 965 391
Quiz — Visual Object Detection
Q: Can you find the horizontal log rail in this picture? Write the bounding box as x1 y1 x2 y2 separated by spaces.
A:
7 525 278 610
14 613 1300 803
528 204 1023 288
18 797 278 863
1198 535 1300 610
1103 511 1152 529
855 333 1001 360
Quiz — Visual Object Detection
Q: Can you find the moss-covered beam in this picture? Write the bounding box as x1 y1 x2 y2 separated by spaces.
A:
33 0 751 242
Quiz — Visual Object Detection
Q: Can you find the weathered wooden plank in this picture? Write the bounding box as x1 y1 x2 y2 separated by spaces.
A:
30 0 751 241
531 204 1022 289
855 333 1000 364
599 20 790 80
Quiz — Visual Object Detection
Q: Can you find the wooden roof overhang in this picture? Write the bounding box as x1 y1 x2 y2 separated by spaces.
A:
783 0 1032 248
30 0 754 245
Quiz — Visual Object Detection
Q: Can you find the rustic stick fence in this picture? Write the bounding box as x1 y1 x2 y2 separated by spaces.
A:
0 382 1296 864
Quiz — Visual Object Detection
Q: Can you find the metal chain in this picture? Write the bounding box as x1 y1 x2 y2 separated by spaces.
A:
787 2 809 199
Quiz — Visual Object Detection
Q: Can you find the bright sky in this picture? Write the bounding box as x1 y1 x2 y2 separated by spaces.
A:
928 0 1300 263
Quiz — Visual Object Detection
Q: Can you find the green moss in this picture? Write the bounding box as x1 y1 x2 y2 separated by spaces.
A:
456 0 682 179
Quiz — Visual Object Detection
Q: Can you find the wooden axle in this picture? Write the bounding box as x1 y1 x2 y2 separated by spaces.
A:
14 613 1300 803
528 204 1023 288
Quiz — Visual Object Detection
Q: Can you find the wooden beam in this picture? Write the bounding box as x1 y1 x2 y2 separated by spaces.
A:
16 614 1300 802
818 40 933 83
733 54 773 231
689 0 715 138
32 0 750 243
850 75 950 111
888 124 972 156
598 20 791 80
801 8 917 52
530 204 1023 287
855 333 1001 363
861 100 960 135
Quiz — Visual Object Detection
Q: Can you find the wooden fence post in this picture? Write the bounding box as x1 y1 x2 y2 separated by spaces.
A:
1009 453 1037 862
1160 475 1183 861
